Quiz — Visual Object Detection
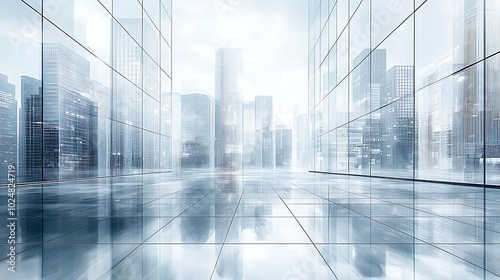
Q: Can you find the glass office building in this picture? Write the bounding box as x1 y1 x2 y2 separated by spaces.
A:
180 93 216 169
0 0 172 182
308 0 500 185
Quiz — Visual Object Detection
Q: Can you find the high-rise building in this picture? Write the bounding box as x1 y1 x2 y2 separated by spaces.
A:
0 74 17 174
350 49 387 171
255 96 274 168
180 93 216 168
215 48 243 170
308 0 498 185
275 125 292 167
243 101 256 168
111 19 146 175
381 66 414 171
19 76 42 182
42 43 98 180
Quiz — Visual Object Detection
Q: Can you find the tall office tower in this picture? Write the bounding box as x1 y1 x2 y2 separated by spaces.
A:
381 66 415 171
275 125 292 167
255 96 274 168
19 76 42 182
0 74 17 174
243 101 256 168
215 47 243 170
351 49 387 170
42 43 98 180
111 19 145 174
180 93 216 168
461 0 483 182
296 114 308 169
423 68 465 172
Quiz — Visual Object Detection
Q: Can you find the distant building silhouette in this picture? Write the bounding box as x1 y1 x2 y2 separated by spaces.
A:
42 43 98 180
275 125 292 167
19 76 42 182
215 48 243 170
255 96 274 168
0 74 17 174
180 93 215 168
243 101 256 168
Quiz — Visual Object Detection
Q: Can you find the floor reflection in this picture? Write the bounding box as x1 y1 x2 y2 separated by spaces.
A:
0 171 499 279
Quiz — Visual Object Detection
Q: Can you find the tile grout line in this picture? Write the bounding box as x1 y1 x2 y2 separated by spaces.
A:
266 179 340 280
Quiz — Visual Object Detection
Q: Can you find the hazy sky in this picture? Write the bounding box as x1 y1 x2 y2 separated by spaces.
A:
172 0 309 126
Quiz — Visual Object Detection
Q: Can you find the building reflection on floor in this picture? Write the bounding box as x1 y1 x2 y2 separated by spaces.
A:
0 171 499 279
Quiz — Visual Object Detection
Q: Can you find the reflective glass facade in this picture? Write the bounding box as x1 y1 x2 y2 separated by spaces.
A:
308 0 500 185
0 0 172 183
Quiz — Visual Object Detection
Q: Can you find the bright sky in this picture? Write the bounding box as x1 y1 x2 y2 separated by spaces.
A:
172 0 309 126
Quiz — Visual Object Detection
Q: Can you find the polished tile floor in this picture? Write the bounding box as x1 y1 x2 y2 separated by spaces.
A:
1 171 499 279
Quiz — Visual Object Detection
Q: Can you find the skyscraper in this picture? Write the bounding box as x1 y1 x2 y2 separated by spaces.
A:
111 19 146 174
180 93 216 168
275 125 292 167
215 48 243 170
351 49 387 170
381 66 414 171
243 101 256 168
42 43 98 180
255 96 274 168
19 76 42 182
0 74 17 174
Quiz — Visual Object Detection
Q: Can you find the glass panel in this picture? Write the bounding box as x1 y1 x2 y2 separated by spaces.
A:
416 63 484 184
161 38 172 77
162 0 172 19
486 0 500 56
161 4 172 44
144 16 159 64
113 20 143 89
337 28 349 82
371 0 413 48
415 0 484 90
143 131 160 173
328 130 337 173
112 71 143 127
143 52 160 100
160 136 172 171
486 54 500 185
336 0 348 35
43 0 112 64
337 124 349 172
349 0 370 71
350 0 362 17
113 0 143 44
328 44 337 91
144 0 160 28
144 93 160 133
349 116 370 175
350 54 371 120
328 4 337 47
110 122 143 176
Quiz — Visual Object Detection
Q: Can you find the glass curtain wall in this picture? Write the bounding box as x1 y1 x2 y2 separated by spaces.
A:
308 0 500 186
0 0 172 184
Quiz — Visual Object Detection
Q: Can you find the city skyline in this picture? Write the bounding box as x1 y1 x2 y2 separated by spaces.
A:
0 1 499 280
